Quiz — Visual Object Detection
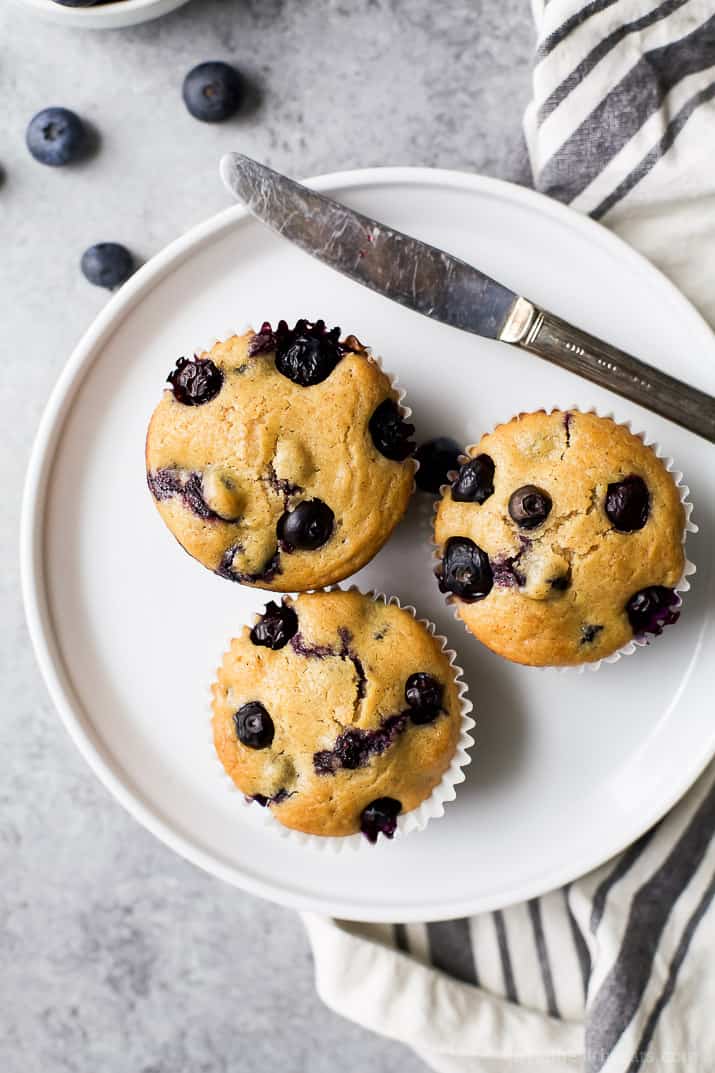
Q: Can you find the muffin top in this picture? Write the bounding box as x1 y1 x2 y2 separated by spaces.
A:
434 410 686 666
211 590 463 840
146 320 415 592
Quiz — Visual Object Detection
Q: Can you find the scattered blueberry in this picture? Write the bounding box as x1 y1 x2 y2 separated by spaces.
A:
580 624 603 645
451 453 495 504
80 243 134 290
182 61 243 123
234 701 275 749
438 536 493 601
250 601 298 650
508 485 552 529
314 714 408 774
605 475 650 532
26 107 86 166
404 672 443 724
626 586 680 637
549 570 572 592
360 797 402 843
273 319 344 386
167 356 223 406
414 437 461 494
369 399 415 461
278 499 334 551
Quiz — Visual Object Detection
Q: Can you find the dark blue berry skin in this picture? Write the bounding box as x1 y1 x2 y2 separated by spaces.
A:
626 586 679 637
278 499 334 551
369 399 415 461
81 243 134 290
404 673 443 724
415 438 461 494
360 798 402 843
438 537 493 602
182 62 242 123
26 108 86 166
250 601 298 650
605 475 650 532
452 454 495 504
234 702 274 750
167 356 223 405
508 485 552 529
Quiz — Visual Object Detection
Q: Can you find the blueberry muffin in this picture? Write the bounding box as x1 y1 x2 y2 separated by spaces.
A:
211 590 464 841
146 320 415 591
434 410 687 667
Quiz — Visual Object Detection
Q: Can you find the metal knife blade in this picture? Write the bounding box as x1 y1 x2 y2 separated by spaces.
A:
220 153 715 442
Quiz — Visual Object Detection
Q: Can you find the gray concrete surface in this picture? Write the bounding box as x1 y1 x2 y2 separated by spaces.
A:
0 2 534 1070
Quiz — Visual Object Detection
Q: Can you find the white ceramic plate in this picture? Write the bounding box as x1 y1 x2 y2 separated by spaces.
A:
21 168 715 922
9 0 190 30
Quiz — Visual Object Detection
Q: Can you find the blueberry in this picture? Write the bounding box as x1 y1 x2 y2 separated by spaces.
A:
167 356 223 406
404 672 443 724
415 437 461 494
26 107 86 166
182 62 242 123
369 399 415 461
626 586 680 637
580 624 603 645
278 499 334 551
250 601 298 650
508 485 552 529
605 475 650 532
438 536 493 601
233 701 275 749
274 319 343 386
80 243 134 290
452 454 495 504
360 797 402 843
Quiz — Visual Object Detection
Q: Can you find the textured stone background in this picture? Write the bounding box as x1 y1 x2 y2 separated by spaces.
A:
0 2 533 1070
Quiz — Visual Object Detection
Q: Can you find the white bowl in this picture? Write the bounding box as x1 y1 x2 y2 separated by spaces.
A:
9 0 191 30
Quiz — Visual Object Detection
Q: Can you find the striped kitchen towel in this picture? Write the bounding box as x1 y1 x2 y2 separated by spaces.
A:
304 4 715 1072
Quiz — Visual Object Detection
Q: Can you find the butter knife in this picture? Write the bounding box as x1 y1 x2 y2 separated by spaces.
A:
220 153 715 443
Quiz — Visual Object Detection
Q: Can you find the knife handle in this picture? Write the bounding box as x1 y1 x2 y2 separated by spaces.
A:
500 298 715 443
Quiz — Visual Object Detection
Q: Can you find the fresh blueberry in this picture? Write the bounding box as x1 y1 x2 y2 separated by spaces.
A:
182 61 242 123
415 437 461 494
278 499 334 551
451 453 495 504
250 601 298 650
26 107 86 166
605 475 650 532
508 485 552 529
80 243 134 290
360 797 402 843
404 672 443 724
233 701 275 749
369 399 415 461
274 319 343 386
625 586 680 637
438 536 493 601
167 356 223 406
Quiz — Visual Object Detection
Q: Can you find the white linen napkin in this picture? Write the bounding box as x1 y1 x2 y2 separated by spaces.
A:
305 4 715 1071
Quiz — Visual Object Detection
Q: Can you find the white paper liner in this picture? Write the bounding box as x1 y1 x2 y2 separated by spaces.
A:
208 586 475 853
432 406 696 674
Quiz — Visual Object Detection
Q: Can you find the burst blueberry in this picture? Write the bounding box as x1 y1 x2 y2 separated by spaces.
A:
167 356 223 405
508 485 552 529
250 601 298 650
625 586 679 637
234 701 275 749
182 61 243 123
369 399 415 461
360 798 402 843
451 454 495 504
273 319 344 386
605 475 650 532
404 672 443 724
278 499 334 551
438 537 493 601
26 107 86 166
81 243 135 290
415 437 461 494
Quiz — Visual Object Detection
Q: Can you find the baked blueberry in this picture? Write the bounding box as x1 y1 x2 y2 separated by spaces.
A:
508 485 552 529
580 624 603 644
415 437 461 494
369 399 415 461
26 107 86 166
360 797 402 843
451 454 495 504
250 601 298 650
167 356 223 406
182 61 242 123
278 499 334 551
274 319 343 386
81 243 135 290
405 672 443 724
605 475 650 532
438 537 493 601
626 586 680 637
234 701 274 749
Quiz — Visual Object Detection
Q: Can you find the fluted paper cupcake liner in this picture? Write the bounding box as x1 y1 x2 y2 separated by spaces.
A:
432 406 696 673
208 586 475 852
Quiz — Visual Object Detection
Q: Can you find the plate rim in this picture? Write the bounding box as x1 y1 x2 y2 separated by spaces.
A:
7 0 191 30
20 166 715 921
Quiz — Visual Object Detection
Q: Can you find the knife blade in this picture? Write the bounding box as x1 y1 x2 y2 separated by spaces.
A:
220 153 715 443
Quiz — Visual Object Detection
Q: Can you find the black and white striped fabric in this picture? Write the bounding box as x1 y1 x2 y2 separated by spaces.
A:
304 5 715 1071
